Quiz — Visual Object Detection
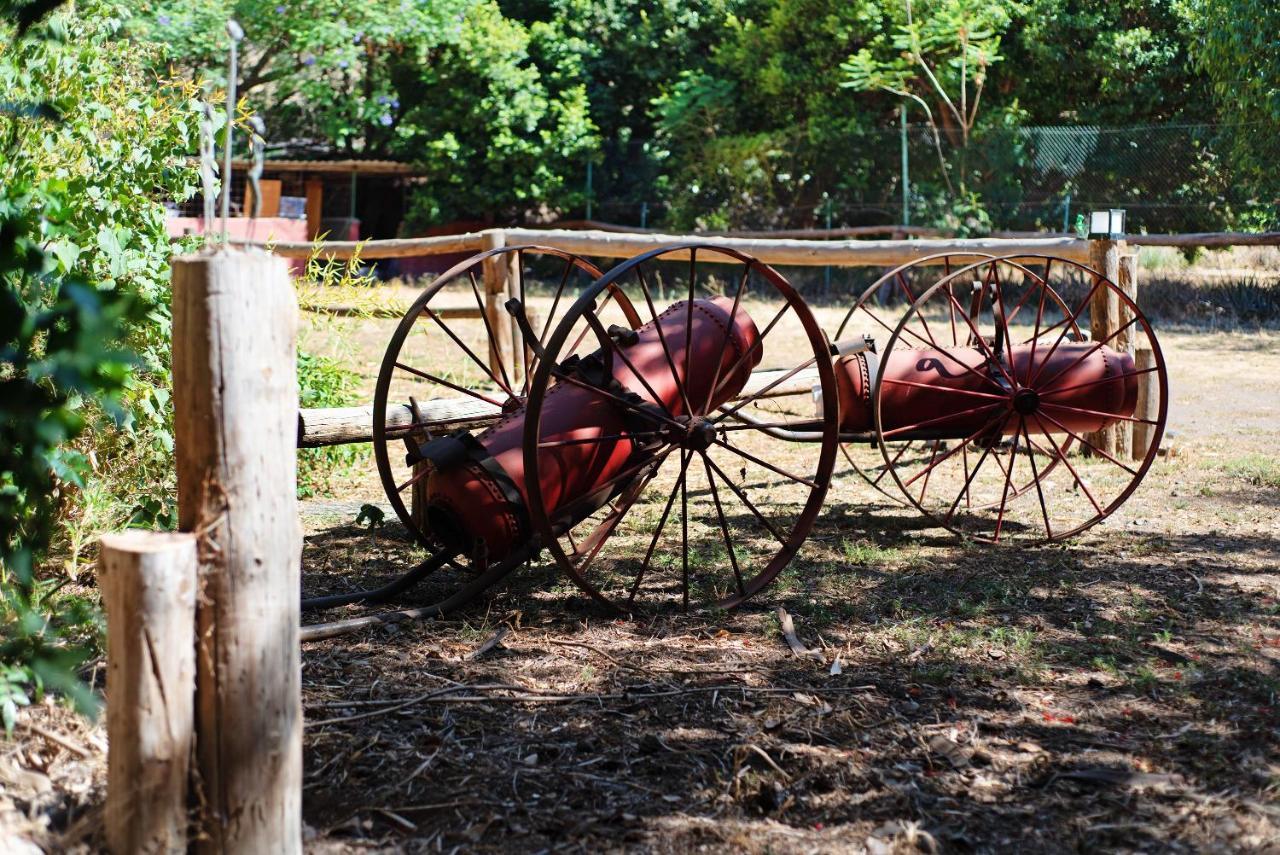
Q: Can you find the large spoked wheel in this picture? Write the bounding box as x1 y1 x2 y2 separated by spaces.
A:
523 245 839 612
872 254 1169 544
364 245 639 610
829 250 1080 504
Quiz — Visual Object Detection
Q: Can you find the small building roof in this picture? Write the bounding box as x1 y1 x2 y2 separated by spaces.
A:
229 158 422 176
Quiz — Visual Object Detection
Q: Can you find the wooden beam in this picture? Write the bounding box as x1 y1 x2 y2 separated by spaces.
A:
1132 347 1160 460
234 231 488 260
502 228 1092 266
304 177 323 241
297 366 821 448
101 530 197 855
1087 239 1124 457
1127 231 1280 248
172 252 302 854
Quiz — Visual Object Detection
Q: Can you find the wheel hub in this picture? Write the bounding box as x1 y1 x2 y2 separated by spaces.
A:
1012 388 1040 415
683 418 718 451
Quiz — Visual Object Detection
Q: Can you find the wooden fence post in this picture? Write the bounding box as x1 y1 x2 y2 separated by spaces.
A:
481 230 512 382
172 251 302 854
1112 252 1139 459
101 531 197 855
1087 238 1124 457
1132 347 1160 460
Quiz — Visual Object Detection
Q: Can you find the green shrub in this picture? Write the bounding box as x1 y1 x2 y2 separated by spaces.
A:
0 1 198 728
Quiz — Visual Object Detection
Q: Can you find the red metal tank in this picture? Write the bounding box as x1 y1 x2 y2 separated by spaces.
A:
421 297 761 559
835 341 1137 438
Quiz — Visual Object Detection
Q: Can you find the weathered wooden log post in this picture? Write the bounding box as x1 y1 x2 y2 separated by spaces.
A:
481 230 512 381
1132 347 1160 460
101 530 198 855
1112 252 1140 458
1087 238 1124 456
172 250 302 854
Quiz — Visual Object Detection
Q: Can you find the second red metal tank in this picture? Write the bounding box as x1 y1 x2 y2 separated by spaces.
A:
835 341 1138 438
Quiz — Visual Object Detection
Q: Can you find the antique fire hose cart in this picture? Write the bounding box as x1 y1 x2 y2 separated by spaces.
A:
301 244 1168 638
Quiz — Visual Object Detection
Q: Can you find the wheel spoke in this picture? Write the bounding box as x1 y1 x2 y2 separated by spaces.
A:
1035 409 1139 475
1024 270 1051 385
703 454 789 548
941 414 1014 522
1035 316 1140 393
1039 400 1159 427
590 317 676 417
941 272 1018 389
711 303 793 403
423 307 514 398
1027 273 1107 387
569 472 656 583
634 267 695 416
1041 365 1160 399
394 361 506 408
917 440 942 504
537 431 660 449
1030 413 1104 516
683 249 697 419
709 437 820 489
880 377 1008 401
895 271 939 346
1019 417 1053 539
702 452 746 596
898 408 1008 490
627 449 691 605
680 445 689 611
554 448 674 525
467 269 515 395
551 368 685 432
701 261 752 415
991 421 1023 542
874 440 916 486
880 402 1003 440
525 258 577 392
715 355 817 423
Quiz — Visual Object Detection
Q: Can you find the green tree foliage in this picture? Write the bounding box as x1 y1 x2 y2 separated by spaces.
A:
391 1 596 225
127 0 468 152
1181 0 1280 226
1 1 199 727
126 0 596 224
650 0 903 230
1007 0 1211 125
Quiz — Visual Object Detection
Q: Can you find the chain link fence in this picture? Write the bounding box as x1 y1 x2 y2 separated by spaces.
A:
586 123 1280 235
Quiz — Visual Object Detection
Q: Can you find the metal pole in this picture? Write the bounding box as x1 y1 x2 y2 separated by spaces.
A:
349 170 357 222
823 192 832 293
640 201 648 229
1062 193 1071 233
900 104 910 227
221 20 244 244
585 160 593 221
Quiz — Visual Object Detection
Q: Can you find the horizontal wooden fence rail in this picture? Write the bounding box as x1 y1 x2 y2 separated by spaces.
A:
298 365 821 448
240 230 488 260
499 229 1093 266
236 227 1093 266
991 230 1280 248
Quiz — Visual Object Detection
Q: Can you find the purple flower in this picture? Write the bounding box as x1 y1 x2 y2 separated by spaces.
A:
377 95 390 105
390 98 400 109
157 14 171 25
275 4 285 12
338 59 349 69
302 54 316 66
379 114 393 126
352 32 363 45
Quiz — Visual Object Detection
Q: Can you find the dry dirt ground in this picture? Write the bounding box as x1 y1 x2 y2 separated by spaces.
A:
3 279 1279 854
